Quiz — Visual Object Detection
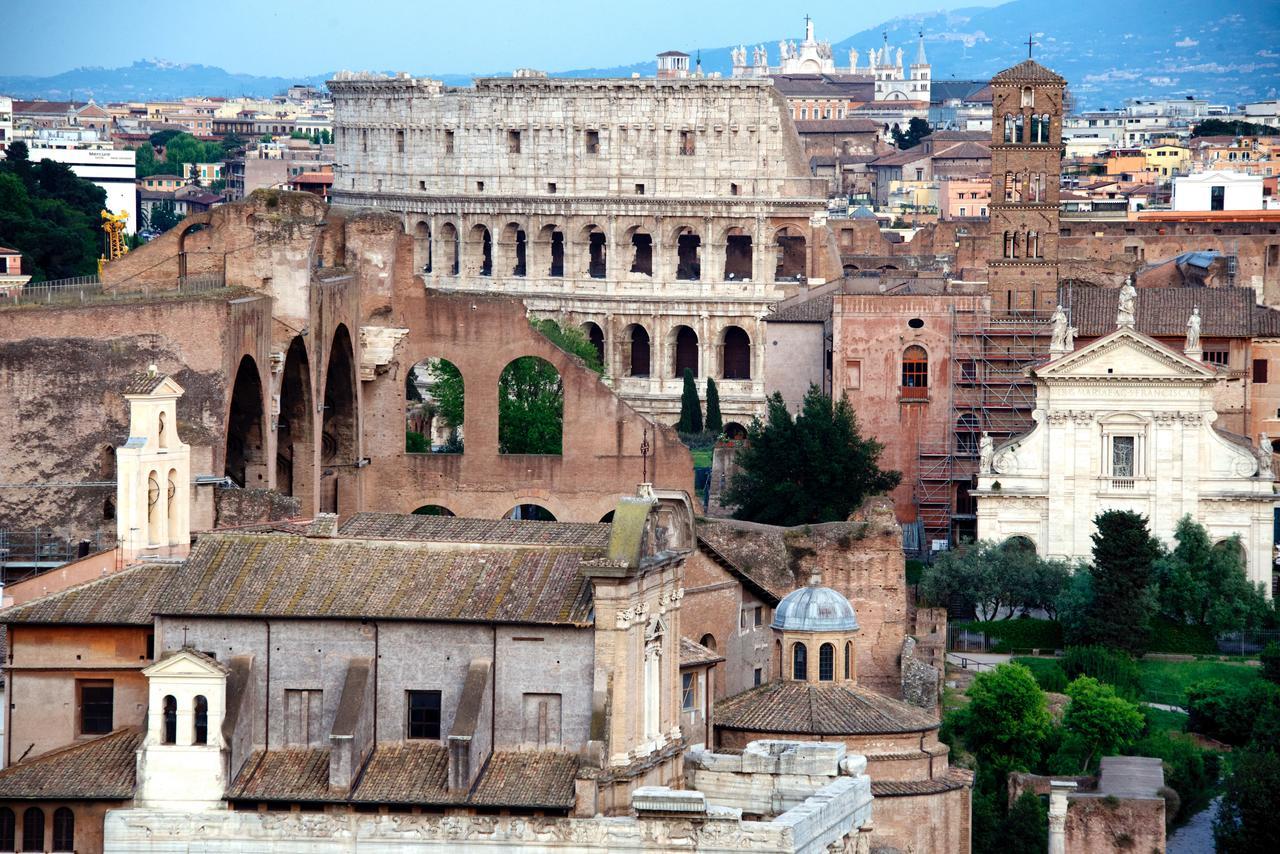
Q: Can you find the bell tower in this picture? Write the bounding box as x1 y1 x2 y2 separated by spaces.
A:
116 366 191 560
987 54 1066 314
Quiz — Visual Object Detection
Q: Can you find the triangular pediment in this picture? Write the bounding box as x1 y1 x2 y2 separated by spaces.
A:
142 648 228 679
1034 327 1217 381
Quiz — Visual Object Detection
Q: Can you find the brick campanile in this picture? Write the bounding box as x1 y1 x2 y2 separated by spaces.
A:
987 58 1067 314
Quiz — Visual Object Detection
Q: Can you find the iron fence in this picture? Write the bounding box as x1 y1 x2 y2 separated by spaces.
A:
1215 630 1280 656
4 273 227 306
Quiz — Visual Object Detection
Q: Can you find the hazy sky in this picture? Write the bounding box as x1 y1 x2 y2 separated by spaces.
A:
7 0 1001 77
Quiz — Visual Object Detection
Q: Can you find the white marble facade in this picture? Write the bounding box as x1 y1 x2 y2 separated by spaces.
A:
976 327 1277 592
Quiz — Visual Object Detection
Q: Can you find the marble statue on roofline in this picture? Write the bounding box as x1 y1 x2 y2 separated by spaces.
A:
1117 276 1137 328
1186 305 1202 352
979 432 994 474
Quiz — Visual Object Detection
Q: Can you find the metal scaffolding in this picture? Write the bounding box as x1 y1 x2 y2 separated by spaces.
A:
915 305 1058 550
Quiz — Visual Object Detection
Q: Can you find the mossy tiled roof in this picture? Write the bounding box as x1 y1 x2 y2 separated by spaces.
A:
0 563 178 625
339 512 610 548
0 728 142 799
715 680 938 736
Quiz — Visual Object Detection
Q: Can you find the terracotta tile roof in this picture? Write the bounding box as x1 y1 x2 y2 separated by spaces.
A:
469 751 580 808
768 295 832 323
990 60 1066 84
715 681 938 736
0 728 141 799
934 141 991 160
156 533 595 626
339 512 610 548
680 636 725 668
0 563 177 626
122 370 171 394
1066 286 1278 338
871 767 973 797
229 743 579 808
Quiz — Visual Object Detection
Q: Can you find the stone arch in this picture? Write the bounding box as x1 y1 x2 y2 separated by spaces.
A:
774 226 807 281
466 223 493 276
624 323 651 378
175 216 212 278
721 325 751 380
539 223 565 277
162 695 177 744
225 354 267 488
580 223 607 279
599 510 615 523
580 322 605 365
498 356 563 455
22 807 44 853
277 336 314 502
412 504 456 516
500 221 527 277
438 221 460 275
505 503 557 521
412 220 432 272
194 694 209 744
671 325 699 377
723 421 747 440
1003 535 1037 554
166 468 179 545
147 469 161 545
624 224 654 276
700 633 717 652
1212 537 1247 570
321 325 358 514
406 357 464 453
672 224 702 281
723 226 753 280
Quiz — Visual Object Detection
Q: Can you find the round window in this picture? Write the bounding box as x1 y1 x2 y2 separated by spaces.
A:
908 318 925 329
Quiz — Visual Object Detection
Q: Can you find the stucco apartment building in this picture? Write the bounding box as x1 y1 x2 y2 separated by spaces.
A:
327 72 840 426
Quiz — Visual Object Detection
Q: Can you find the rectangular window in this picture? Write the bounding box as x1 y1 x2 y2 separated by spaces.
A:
681 672 696 711
396 129 404 153
585 130 599 154
476 181 484 192
1255 358 1269 383
407 690 442 739
79 680 114 734
753 667 763 687
754 606 763 627
844 359 862 391
1111 435 1136 477
508 129 521 154
547 182 557 194
1211 185 1225 211
680 130 695 156
1204 350 1229 367
635 183 645 195
444 130 454 154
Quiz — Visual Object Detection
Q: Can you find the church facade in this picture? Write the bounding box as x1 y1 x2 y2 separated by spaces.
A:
975 325 1279 592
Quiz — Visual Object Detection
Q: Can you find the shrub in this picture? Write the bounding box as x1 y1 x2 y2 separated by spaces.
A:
905 558 925 586
1260 642 1280 685
957 619 1063 653
1186 680 1280 746
1148 617 1218 655
1063 676 1145 771
1128 729 1218 826
1061 646 1142 700
405 430 428 453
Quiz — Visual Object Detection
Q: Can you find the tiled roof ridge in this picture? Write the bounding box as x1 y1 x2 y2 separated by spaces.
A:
12 726 139 767
0 561 154 624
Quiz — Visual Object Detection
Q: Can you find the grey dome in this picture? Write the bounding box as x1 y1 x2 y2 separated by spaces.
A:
772 580 859 632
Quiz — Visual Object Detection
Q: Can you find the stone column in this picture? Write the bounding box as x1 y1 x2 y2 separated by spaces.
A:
1048 780 1076 854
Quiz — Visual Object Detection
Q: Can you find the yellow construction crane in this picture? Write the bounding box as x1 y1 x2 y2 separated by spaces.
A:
98 209 130 274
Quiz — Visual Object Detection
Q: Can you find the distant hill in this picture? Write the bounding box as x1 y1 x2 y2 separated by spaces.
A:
2 0 1277 108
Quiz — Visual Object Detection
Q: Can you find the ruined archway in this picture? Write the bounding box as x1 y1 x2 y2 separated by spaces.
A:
672 325 699 377
405 357 464 453
413 220 432 272
277 336 315 503
722 326 752 380
467 224 493 277
439 222 460 276
581 224 607 279
724 228 752 280
625 324 651 378
581 322 605 366
320 325 357 514
723 421 747 440
225 355 267 488
498 356 563 455
774 228 807 282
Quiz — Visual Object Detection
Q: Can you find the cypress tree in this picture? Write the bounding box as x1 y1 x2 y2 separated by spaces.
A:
705 377 723 434
1087 510 1161 654
677 368 703 433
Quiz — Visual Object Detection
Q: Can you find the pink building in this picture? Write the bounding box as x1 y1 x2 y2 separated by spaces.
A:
939 176 990 220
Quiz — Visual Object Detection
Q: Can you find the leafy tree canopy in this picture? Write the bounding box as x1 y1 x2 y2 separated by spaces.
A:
893 117 932 149
1215 746 1280 853
957 663 1053 773
0 142 106 281
724 386 900 526
531 318 603 374
1061 676 1144 771
920 539 1071 621
1154 516 1268 634
498 356 563 455
1192 118 1275 138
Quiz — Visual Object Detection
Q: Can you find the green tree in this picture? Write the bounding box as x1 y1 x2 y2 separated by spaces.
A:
260 133 274 144
1155 517 1268 633
531 318 602 374
892 116 931 149
705 377 723 434
149 129 182 149
1062 676 1144 771
959 663 1053 772
0 144 105 281
320 129 332 145
498 357 562 454
220 134 246 153
427 359 464 437
724 386 900 526
919 539 1071 621
134 143 159 178
148 201 183 233
1004 790 1049 854
1193 118 1275 138
1084 510 1161 654
1215 747 1280 853
677 369 703 433
1261 642 1280 685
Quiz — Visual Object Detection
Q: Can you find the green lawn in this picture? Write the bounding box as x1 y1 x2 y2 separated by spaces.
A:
690 449 712 468
1142 706 1189 737
1011 656 1064 687
1136 658 1259 707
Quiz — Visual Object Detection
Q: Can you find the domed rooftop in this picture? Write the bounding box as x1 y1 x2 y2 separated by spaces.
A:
772 573 859 633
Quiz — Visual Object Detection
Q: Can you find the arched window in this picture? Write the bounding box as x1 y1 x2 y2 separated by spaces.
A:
413 220 432 272
504 504 557 521
818 643 835 681
1014 113 1025 142
166 469 178 545
1003 114 1015 143
774 229 807 281
147 471 160 544
844 641 853 679
468 225 493 277
194 695 208 745
675 228 701 280
162 695 177 745
699 633 717 652
405 358 464 453
498 357 563 455
673 325 699 377
581 322 605 365
225 355 266 488
1012 232 1021 258
792 642 808 680
439 222 460 275
626 324 651 377
1004 172 1014 203
21 807 43 853
1003 231 1014 258
157 410 167 449
52 808 74 852
0 808 14 852
902 346 928 390
722 326 751 380
1021 86 1034 108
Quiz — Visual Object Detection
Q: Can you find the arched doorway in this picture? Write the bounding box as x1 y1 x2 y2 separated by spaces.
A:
225 355 266 488
722 326 751 379
413 221 432 272
320 325 357 514
774 228 807 281
625 324 651 378
277 337 314 504
673 325 699 377
581 322 605 366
